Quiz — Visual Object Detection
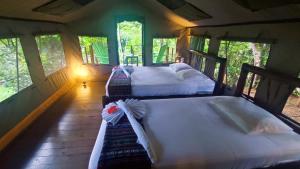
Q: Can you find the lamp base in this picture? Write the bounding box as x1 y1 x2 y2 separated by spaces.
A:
82 81 87 88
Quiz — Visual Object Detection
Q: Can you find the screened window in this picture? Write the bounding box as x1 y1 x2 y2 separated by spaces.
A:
79 36 109 65
152 38 177 64
190 36 210 53
35 34 66 76
218 40 271 88
203 38 210 53
0 37 32 102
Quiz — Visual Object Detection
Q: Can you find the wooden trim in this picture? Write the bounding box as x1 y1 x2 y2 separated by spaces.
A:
217 36 276 44
102 94 212 107
152 35 179 38
189 18 300 28
0 34 23 39
235 64 300 97
0 16 63 24
77 33 107 37
32 31 61 36
189 50 226 65
0 81 75 152
189 33 211 39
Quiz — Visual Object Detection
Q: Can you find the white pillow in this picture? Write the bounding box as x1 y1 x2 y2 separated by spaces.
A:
210 96 294 135
169 63 192 72
176 68 202 80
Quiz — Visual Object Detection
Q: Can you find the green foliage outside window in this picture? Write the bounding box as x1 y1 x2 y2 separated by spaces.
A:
218 40 271 88
203 38 210 53
0 38 32 102
36 34 66 76
117 21 143 65
79 36 109 64
190 36 210 53
152 38 177 64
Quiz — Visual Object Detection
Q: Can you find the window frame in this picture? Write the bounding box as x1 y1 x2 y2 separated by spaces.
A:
115 16 145 66
0 36 34 103
78 35 110 65
151 36 178 65
189 34 211 53
218 38 273 89
34 33 67 77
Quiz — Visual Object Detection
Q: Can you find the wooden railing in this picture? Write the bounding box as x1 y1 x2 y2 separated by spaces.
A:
187 50 227 95
235 63 300 133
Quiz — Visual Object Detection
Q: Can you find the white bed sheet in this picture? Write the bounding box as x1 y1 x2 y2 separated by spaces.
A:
89 96 300 169
105 66 215 96
131 66 215 96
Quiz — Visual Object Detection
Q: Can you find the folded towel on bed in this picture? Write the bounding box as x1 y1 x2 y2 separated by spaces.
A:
101 99 156 163
125 99 146 120
102 103 124 126
102 99 147 125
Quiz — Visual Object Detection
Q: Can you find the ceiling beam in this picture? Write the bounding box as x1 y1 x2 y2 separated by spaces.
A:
189 18 300 28
0 16 64 24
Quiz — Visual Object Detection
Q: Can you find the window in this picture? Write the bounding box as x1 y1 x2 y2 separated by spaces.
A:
35 34 66 76
152 38 177 64
79 36 109 65
189 36 210 53
203 38 210 53
218 40 271 88
0 37 32 102
117 21 143 66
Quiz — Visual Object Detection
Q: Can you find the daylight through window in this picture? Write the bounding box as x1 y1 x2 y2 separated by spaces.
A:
190 36 210 53
152 38 177 64
218 40 271 88
36 34 66 76
0 37 32 102
79 36 109 64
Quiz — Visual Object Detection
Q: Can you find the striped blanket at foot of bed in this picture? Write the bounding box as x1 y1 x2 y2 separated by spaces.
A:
108 69 131 96
97 116 151 169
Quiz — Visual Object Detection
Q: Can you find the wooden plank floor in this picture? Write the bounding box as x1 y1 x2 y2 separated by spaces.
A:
0 82 105 169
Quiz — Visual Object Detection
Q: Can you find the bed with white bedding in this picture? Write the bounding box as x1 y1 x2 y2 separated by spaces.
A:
89 96 300 169
105 50 226 98
105 65 216 96
131 66 215 96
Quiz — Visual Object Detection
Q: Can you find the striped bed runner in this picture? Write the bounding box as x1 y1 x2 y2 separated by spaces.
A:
98 116 151 169
108 70 131 96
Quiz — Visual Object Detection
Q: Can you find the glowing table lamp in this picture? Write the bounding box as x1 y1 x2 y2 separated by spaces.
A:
77 66 88 88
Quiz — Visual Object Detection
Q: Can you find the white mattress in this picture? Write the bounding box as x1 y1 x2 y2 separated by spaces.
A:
106 66 215 96
89 97 300 169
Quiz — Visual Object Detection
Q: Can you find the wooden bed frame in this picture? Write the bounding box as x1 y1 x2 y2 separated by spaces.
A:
102 63 300 169
187 49 227 95
235 63 300 169
235 63 300 134
104 49 227 103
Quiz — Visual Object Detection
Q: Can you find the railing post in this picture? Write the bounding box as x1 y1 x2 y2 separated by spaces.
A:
235 64 250 96
90 45 95 64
